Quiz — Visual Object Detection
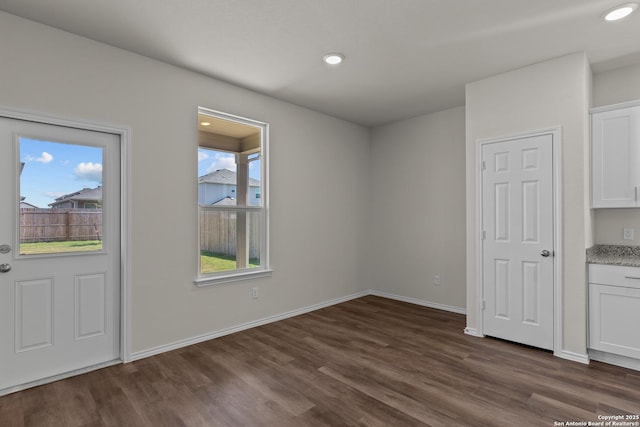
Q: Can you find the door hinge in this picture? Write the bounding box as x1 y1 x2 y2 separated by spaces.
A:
481 230 486 240
481 160 486 171
482 300 486 311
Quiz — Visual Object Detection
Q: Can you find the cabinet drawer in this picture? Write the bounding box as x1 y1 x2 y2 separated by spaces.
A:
589 284 640 358
589 264 640 289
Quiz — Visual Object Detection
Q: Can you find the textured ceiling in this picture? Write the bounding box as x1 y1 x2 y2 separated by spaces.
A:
1 0 639 126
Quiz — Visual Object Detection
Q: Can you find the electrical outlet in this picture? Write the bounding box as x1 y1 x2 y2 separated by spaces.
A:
624 228 634 240
251 287 259 299
434 275 441 286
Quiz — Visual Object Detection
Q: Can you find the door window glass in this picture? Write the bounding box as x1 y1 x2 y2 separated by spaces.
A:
19 138 104 255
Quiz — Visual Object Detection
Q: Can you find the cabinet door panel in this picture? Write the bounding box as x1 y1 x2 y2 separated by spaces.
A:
589 283 640 359
592 107 640 208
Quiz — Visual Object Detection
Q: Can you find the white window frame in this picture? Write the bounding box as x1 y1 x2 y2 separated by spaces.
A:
194 107 270 287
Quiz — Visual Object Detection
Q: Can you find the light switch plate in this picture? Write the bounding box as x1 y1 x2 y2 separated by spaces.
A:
624 228 634 240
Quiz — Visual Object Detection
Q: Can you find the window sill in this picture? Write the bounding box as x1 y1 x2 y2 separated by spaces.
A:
194 269 273 287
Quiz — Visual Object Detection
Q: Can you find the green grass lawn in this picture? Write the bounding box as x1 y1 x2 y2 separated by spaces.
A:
200 250 259 273
20 242 257 274
20 240 103 255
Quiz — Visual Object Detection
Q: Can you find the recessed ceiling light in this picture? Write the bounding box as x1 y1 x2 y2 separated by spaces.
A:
603 3 638 21
323 53 345 65
200 121 211 126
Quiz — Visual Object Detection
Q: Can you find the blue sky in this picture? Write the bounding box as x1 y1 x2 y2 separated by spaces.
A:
20 138 103 208
198 148 261 180
21 143 258 208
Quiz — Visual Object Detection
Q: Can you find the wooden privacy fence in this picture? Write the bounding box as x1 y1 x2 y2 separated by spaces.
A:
20 208 102 243
199 210 260 258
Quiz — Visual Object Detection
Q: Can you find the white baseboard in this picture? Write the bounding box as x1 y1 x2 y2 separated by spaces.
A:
126 291 613 373
463 327 484 338
556 349 590 365
589 349 640 371
130 290 467 362
12 288 638 395
369 290 467 315
130 290 370 361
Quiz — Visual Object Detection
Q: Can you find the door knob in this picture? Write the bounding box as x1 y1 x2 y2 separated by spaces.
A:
0 244 10 254
0 263 11 273
541 250 551 257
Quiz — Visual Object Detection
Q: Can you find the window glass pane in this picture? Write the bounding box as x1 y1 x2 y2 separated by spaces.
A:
198 148 262 207
249 155 261 206
199 209 263 273
197 108 267 282
198 148 238 205
19 138 103 255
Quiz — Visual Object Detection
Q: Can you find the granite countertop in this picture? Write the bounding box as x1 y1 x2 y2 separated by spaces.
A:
586 244 640 267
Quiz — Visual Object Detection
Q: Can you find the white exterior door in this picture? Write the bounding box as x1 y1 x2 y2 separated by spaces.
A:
0 117 121 394
481 133 554 350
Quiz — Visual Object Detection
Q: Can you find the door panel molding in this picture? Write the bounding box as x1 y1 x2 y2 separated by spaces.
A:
15 277 54 352
74 272 107 340
0 104 131 396
475 127 563 356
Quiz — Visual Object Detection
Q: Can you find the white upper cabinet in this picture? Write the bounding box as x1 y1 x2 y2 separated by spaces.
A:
592 103 640 208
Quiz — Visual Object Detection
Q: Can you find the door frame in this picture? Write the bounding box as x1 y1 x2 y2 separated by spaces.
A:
0 105 131 382
475 127 563 356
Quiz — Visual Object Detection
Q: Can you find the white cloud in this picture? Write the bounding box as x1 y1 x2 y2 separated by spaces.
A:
74 162 103 183
206 153 236 174
25 152 54 163
36 152 53 163
198 151 209 162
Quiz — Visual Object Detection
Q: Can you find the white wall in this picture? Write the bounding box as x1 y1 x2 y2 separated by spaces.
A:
0 12 370 354
6 9 630 364
593 62 640 107
369 107 466 311
592 63 640 245
465 53 592 356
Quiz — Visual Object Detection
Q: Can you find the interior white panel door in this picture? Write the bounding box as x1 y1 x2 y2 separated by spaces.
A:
0 117 120 393
481 134 554 350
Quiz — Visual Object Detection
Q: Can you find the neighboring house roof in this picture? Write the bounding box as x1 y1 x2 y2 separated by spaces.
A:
198 169 260 187
212 196 237 206
50 186 102 207
20 201 40 209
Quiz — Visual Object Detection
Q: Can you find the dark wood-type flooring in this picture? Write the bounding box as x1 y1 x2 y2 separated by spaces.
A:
2 296 640 426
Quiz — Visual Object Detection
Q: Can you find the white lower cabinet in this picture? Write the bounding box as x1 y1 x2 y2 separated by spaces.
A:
589 264 640 359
